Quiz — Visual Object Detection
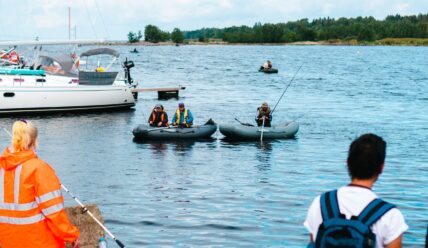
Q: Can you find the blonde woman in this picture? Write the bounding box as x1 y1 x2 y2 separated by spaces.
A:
0 120 80 248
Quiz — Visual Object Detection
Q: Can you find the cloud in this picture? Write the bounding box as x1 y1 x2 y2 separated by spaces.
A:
0 0 427 40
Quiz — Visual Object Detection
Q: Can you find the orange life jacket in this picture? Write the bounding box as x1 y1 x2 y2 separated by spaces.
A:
150 111 168 126
8 51 19 64
0 148 79 248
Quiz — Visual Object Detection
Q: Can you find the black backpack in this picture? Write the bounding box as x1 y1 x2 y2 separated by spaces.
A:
310 190 395 248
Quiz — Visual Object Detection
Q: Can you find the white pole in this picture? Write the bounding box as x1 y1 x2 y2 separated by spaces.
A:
68 7 71 40
61 185 126 247
260 117 265 142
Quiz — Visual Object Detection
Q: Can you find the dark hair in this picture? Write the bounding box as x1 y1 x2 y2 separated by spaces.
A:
347 133 386 179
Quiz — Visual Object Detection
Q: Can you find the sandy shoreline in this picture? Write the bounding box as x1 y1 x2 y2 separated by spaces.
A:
99 40 428 47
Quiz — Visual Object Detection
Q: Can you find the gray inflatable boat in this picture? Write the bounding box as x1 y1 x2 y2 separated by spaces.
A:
133 119 217 140
259 67 279 73
219 122 299 140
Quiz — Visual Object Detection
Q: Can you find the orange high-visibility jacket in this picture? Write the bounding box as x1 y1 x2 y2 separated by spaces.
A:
0 148 79 248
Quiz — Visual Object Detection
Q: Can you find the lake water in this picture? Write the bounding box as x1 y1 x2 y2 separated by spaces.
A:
0 45 427 247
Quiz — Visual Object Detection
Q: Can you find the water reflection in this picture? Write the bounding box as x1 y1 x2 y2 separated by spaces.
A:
149 142 168 156
256 141 273 170
133 140 199 157
171 141 195 156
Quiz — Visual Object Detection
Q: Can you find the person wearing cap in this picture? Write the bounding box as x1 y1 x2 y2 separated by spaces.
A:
148 104 169 127
255 101 272 127
171 102 194 128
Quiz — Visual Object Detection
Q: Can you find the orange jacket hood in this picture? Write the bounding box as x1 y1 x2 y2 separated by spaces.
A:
0 147 37 170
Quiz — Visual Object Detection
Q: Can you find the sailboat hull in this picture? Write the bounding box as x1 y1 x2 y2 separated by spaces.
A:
0 85 135 115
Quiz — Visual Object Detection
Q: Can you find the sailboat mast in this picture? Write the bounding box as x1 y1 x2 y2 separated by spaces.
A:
68 7 71 40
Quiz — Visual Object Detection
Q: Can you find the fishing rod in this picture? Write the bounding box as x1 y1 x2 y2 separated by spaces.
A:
144 125 179 133
2 127 125 248
270 63 304 116
61 185 125 248
234 118 254 127
260 117 265 142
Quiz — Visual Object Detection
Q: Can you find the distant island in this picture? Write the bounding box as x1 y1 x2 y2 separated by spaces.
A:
126 14 428 46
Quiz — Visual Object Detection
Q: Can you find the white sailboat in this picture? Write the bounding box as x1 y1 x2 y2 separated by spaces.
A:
0 40 137 115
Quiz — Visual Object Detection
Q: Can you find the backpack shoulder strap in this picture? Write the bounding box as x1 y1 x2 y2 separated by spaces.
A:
357 198 396 226
320 190 341 220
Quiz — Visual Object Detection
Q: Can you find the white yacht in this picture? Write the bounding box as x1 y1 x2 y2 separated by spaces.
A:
0 40 137 115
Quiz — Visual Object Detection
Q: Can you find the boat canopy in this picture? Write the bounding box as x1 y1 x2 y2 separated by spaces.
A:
80 48 119 58
36 54 77 76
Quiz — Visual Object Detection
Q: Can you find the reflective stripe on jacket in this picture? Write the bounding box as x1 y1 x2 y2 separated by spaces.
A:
0 148 79 248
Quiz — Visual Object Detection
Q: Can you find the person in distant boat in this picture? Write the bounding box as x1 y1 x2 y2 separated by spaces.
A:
132 48 138 53
0 120 80 248
262 60 273 70
255 101 272 127
148 104 169 127
171 102 193 128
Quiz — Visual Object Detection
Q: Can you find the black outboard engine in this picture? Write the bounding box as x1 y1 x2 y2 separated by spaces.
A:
122 58 137 99
123 58 135 84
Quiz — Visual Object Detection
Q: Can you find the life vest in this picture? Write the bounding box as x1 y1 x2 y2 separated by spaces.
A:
175 108 189 125
150 111 168 126
8 51 19 63
0 148 79 248
257 107 271 118
0 51 8 60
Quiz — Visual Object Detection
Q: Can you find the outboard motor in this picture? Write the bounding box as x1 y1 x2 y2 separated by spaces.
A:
122 58 137 99
123 58 135 84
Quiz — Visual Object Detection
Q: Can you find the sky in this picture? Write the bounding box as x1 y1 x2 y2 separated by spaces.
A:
0 0 427 40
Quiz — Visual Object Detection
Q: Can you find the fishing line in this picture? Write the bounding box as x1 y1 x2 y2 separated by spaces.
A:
271 63 304 115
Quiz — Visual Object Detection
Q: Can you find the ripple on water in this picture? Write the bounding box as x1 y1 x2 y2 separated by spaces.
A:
1 45 427 246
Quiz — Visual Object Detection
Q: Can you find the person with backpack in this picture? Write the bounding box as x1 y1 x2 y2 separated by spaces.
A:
304 133 408 248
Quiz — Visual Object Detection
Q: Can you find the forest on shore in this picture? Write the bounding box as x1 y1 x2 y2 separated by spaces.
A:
127 14 428 45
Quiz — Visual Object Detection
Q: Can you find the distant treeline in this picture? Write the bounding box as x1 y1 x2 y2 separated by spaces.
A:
128 26 184 43
183 14 428 43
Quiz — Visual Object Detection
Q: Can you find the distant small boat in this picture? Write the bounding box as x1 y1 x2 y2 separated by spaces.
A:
133 119 217 141
219 122 298 140
259 67 278 73
130 48 139 53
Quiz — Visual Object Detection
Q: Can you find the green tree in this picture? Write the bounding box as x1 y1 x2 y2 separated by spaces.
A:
180 13 428 43
144 25 162 43
160 31 170 42
127 30 142 43
171 28 184 43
